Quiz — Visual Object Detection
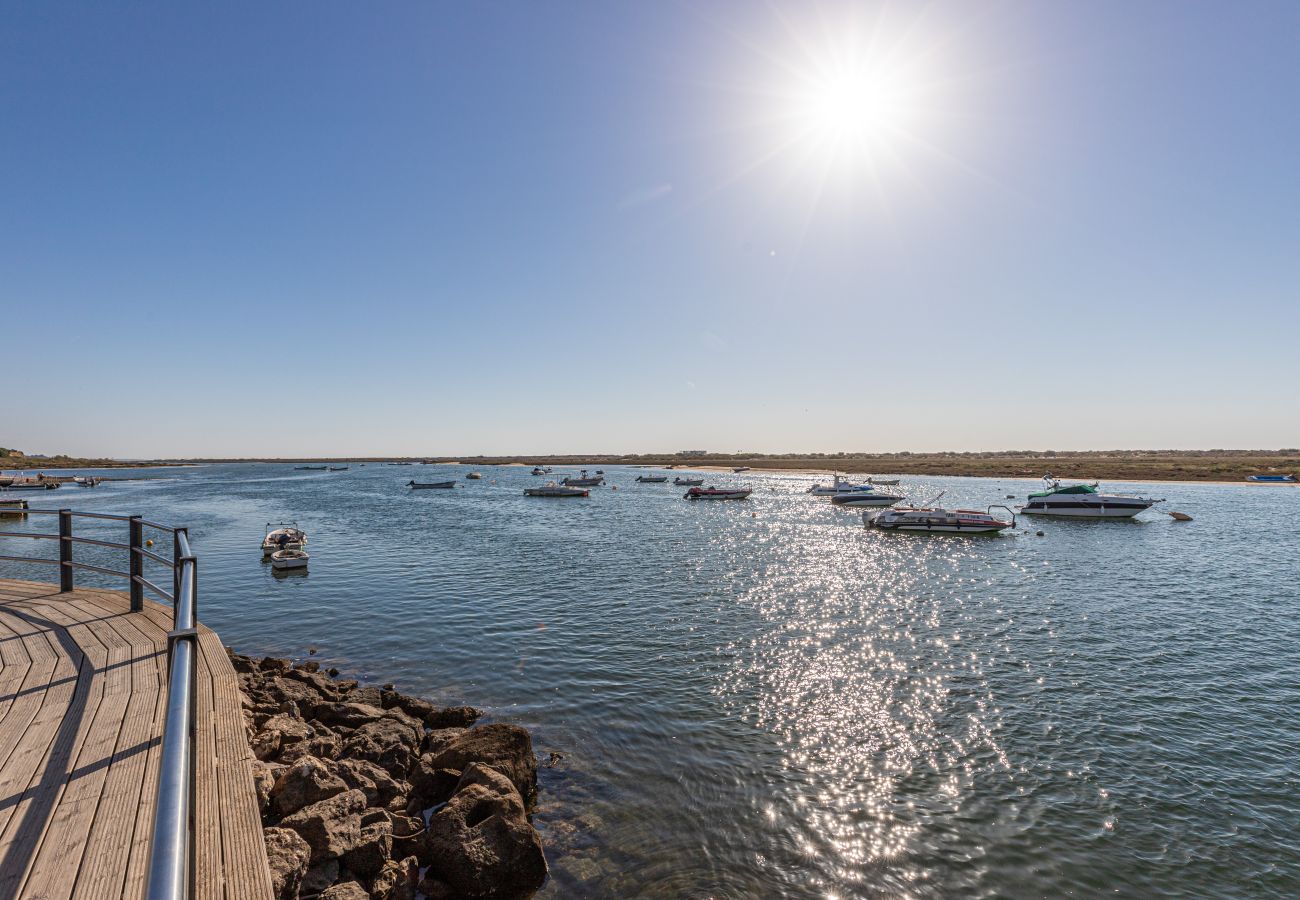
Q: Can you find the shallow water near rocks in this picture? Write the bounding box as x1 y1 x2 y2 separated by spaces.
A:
3 463 1298 897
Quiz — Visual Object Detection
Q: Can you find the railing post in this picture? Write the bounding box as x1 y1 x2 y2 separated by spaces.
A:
129 515 144 611
58 509 74 593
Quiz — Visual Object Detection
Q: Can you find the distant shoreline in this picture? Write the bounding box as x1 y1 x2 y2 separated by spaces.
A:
6 451 1296 484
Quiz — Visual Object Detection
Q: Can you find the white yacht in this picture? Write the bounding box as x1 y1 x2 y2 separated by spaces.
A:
807 474 876 496
1021 476 1161 518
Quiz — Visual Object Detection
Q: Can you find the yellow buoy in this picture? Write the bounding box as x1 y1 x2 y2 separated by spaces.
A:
145 539 153 547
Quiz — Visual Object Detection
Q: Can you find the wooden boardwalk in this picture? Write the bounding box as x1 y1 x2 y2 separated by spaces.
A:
0 579 272 900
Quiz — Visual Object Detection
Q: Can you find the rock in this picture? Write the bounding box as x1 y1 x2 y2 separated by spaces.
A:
407 754 461 811
421 728 466 756
262 714 315 745
423 764 546 898
369 855 419 900
334 758 407 806
328 667 340 677
338 718 421 777
252 760 285 817
286 668 344 700
279 732 341 765
230 653 258 675
302 858 340 896
313 701 388 730
416 874 455 900
426 705 481 730
349 686 386 708
296 659 321 673
280 788 367 863
318 882 367 900
383 691 438 722
263 676 329 713
261 656 293 675
425 724 537 803
342 820 392 877
251 728 282 762
264 827 312 900
334 679 358 694
271 756 349 819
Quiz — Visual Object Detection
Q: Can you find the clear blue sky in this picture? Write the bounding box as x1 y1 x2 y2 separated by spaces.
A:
4 1 1298 457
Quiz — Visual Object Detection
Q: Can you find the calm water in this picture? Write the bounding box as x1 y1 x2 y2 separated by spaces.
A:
3 464 1298 898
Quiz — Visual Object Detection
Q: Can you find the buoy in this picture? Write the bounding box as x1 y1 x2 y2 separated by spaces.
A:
1036 530 1045 537
1006 495 1015 499
145 539 153 547
1169 511 1193 522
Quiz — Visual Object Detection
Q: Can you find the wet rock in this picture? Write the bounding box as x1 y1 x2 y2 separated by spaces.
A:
230 652 259 675
423 764 546 898
296 659 321 673
407 754 461 810
342 820 392 877
543 751 564 768
369 855 419 900
271 756 349 819
302 858 339 896
425 724 538 803
261 657 293 675
280 788 367 863
349 686 386 707
318 882 367 900
426 705 481 730
264 827 311 899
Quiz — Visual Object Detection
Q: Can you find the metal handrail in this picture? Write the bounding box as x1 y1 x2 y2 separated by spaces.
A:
0 508 197 899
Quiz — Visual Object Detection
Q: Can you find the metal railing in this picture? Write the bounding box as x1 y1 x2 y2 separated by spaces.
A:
0 508 197 899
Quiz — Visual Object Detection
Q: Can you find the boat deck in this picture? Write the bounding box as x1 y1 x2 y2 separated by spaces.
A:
0 578 272 899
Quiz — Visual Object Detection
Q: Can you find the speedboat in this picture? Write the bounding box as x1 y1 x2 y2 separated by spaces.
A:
865 504 1015 534
1246 474 1296 483
525 482 589 497
1020 476 1161 518
831 490 904 508
685 486 752 500
466 472 483 480
636 475 668 483
409 480 455 489
262 522 307 556
562 471 604 487
673 476 704 486
270 548 309 571
808 474 876 496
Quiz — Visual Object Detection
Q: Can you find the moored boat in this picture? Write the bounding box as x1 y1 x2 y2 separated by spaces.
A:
733 466 751 473
1021 475 1160 518
466 472 483 480
830 490 904 508
270 548 309 571
673 476 704 486
531 467 546 476
328 466 349 471
865 504 1015 534
0 498 29 516
409 480 455 489
562 470 604 487
1246 474 1296 483
294 465 327 470
525 482 589 497
685 486 752 500
4 480 59 491
808 474 875 496
636 475 668 483
868 477 900 486
262 522 307 556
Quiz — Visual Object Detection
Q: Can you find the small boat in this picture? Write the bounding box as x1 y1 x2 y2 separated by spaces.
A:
6 480 59 491
866 502 1015 534
262 522 307 556
328 466 349 471
869 477 900 486
0 498 30 516
685 486 752 500
673 476 704 486
294 465 328 471
636 475 668 483
808 474 875 497
466 472 483 480
531 467 546 476
831 490 904 508
1246 474 1296 483
270 548 309 571
562 471 604 487
74 476 102 487
595 470 605 475
1021 475 1161 518
733 466 751 473
525 482 589 497
409 480 455 489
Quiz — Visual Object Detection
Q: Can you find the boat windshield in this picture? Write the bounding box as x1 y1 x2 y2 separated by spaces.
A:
1029 483 1098 498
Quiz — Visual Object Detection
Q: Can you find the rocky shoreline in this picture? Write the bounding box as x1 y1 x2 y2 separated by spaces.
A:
232 651 547 899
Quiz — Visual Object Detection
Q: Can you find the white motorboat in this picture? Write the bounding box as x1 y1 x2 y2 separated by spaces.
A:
636 475 668 483
525 482 589 497
684 486 752 500
830 490 904 508
1020 476 1161 518
562 471 604 487
531 467 546 476
808 474 876 496
270 548 309 571
466 472 483 480
673 476 704 486
865 504 1015 534
262 522 307 556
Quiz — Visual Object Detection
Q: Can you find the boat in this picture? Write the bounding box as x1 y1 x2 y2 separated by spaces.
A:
294 465 327 470
869 477 900 486
595 470 605 475
0 498 29 516
562 471 604 487
685 486 752 500
808 474 876 496
328 466 349 471
733 466 751 473
636 475 668 483
409 480 455 489
1246 474 1296 483
1020 475 1161 518
270 548 309 571
262 522 307 556
525 482 589 497
830 490 904 508
865 504 1016 534
466 472 483 480
5 480 59 491
74 476 102 487
673 476 704 486
531 467 546 476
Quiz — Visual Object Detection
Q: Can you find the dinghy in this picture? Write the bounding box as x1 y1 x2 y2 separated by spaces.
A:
409 480 456 489
270 548 309 571
525 482 589 497
673 477 704 486
636 475 668 483
466 472 483 480
1246 474 1296 483
684 486 752 500
262 523 307 557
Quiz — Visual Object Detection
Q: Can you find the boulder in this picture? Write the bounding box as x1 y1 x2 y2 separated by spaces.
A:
302 858 339 896
421 728 466 756
230 652 259 675
264 827 312 900
313 701 387 730
427 705 481 730
319 882 368 900
279 732 341 765
407 754 461 811
423 764 546 898
260 656 293 675
263 676 329 713
271 756 348 819
369 856 419 900
382 691 437 722
334 758 407 807
338 717 421 777
425 724 537 803
341 820 392 877
262 714 315 745
250 728 282 762
349 686 386 707
280 788 367 863
295 660 321 673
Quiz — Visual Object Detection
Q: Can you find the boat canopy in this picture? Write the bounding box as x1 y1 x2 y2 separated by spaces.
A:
1029 483 1098 498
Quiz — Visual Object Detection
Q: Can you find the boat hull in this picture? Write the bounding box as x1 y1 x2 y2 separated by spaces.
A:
685 488 752 500
1020 500 1154 518
831 493 903 507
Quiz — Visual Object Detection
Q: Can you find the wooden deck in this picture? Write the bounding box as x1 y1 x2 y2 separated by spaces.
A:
0 579 272 899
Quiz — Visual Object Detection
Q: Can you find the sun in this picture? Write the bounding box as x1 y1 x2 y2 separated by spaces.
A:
799 65 915 153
